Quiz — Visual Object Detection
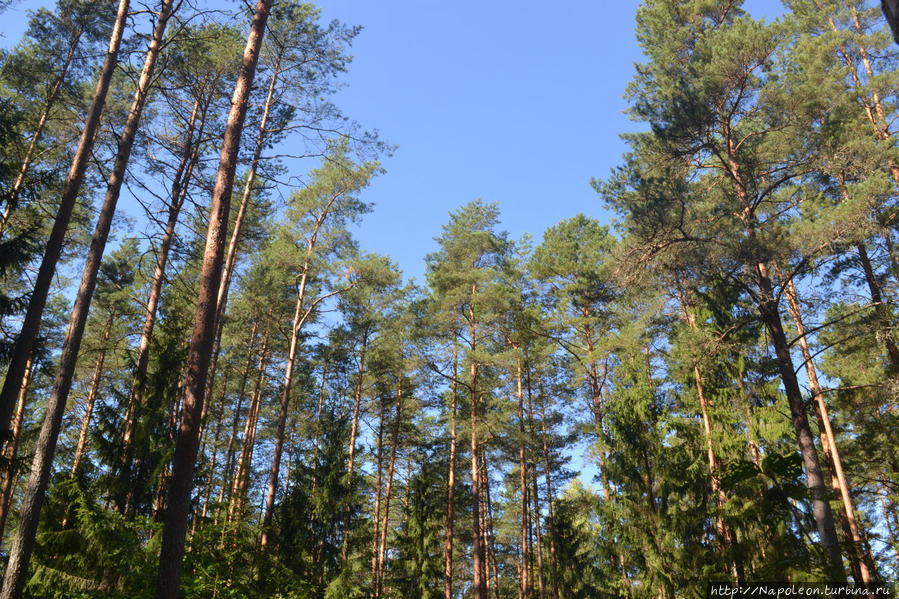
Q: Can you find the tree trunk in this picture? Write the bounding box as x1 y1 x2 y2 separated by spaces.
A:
0 356 32 544
154 2 274 596
469 287 488 599
482 454 500 599
121 97 205 495
1 4 174 595
0 0 129 451
517 356 530 599
532 465 546 599
536 375 560 599
216 315 260 524
71 311 115 477
782 273 871 583
754 262 844 578
377 374 404 597
343 327 369 560
229 307 271 523
372 399 385 595
0 26 83 237
855 241 899 370
444 335 458 599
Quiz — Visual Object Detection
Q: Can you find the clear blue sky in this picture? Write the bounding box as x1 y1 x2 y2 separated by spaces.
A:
1 0 782 281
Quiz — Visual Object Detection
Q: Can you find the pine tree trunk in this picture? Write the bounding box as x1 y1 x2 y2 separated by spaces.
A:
754 262 844 578
229 308 270 522
154 2 274 595
536 375 560 599
1 4 174 595
677 288 738 578
372 399 385 596
71 311 115 477
377 375 404 597
216 314 260 524
444 335 458 599
782 274 871 583
0 356 32 544
343 328 369 560
517 356 529 599
855 241 899 370
121 97 205 495
0 27 83 237
482 454 500 599
532 465 546 599
0 0 130 450
468 287 488 599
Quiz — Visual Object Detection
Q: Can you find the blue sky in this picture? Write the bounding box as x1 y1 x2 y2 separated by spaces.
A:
2 0 781 282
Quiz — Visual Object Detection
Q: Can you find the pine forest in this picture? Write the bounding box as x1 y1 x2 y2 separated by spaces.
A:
0 0 897 597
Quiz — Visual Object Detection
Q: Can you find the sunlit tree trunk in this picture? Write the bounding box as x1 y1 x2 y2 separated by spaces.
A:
0 0 129 455
154 2 274 595
0 356 32 544
444 335 459 599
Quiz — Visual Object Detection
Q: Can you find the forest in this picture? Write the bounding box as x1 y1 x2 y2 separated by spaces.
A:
0 0 897 597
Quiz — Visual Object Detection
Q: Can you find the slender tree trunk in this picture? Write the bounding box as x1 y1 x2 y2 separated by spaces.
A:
444 335 459 599
677 288 739 578
468 287 488 599
372 400 385 595
855 241 899 370
781 274 871 583
154 2 274 596
0 28 83 237
0 356 32 544
0 0 129 449
536 376 560 599
259 193 340 549
216 315 259 524
121 97 205 493
482 455 500 599
1 4 175 595
229 308 270 522
377 374 404 597
754 262 844 578
71 311 115 477
532 465 546 599
516 356 529 599
343 328 369 560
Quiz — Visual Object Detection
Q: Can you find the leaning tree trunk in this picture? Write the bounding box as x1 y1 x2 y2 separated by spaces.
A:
0 3 174 595
0 0 130 452
0 25 83 238
154 2 274 596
